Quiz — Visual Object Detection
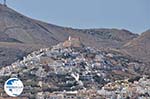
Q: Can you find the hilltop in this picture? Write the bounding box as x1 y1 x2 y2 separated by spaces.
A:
0 38 149 98
0 4 139 66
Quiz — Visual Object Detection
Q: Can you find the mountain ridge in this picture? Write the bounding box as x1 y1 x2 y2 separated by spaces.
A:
0 4 148 66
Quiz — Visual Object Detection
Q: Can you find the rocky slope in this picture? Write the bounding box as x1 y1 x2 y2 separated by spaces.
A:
0 38 149 98
0 4 138 66
122 30 150 62
0 42 46 66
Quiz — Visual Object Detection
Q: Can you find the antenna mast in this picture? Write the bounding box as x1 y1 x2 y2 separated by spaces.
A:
4 0 7 6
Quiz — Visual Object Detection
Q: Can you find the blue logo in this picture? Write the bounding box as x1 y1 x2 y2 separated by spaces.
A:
4 78 24 97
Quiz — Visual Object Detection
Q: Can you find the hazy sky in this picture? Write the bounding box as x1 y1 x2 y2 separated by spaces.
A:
1 0 150 33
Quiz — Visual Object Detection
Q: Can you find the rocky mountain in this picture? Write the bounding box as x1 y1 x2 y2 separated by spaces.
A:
122 30 150 62
0 4 138 66
0 4 138 46
0 37 149 98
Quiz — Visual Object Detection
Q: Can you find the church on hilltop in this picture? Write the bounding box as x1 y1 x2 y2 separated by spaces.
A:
63 36 84 48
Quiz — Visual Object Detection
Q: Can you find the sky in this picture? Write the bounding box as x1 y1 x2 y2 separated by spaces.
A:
1 0 150 33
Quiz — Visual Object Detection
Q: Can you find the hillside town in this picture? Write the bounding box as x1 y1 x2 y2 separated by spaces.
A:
0 37 149 99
